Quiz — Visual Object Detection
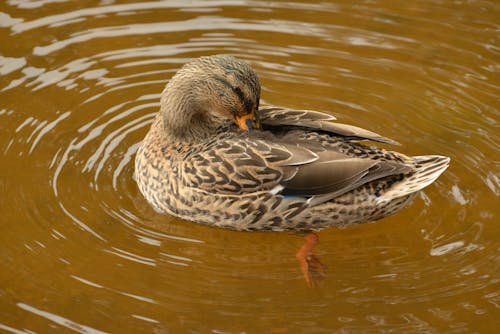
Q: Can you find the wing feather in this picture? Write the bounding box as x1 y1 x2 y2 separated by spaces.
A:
260 106 399 145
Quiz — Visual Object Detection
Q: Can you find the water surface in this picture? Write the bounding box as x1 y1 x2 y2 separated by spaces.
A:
0 1 498 333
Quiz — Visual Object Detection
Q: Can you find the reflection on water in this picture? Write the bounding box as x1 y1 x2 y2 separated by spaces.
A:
0 0 498 333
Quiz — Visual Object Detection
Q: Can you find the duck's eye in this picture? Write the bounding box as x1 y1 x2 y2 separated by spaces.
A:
232 86 245 101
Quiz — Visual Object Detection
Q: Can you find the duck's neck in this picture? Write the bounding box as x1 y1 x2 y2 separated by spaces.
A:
159 86 223 143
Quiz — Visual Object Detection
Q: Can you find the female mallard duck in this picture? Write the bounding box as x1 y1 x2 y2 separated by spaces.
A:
135 55 449 285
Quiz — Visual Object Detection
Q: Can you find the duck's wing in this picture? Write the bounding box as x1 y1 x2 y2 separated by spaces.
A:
182 134 411 206
181 136 318 195
259 106 400 145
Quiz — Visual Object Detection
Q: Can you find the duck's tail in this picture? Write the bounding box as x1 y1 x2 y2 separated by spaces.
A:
377 155 450 203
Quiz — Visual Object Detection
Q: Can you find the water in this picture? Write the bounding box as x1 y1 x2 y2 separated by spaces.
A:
0 1 498 333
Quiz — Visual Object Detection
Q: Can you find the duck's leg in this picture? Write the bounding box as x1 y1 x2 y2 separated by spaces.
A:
296 232 326 287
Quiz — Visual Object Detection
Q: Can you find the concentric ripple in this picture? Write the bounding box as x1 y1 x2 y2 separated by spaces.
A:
0 1 498 333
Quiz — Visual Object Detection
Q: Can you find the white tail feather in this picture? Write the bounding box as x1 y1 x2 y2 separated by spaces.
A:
377 155 450 203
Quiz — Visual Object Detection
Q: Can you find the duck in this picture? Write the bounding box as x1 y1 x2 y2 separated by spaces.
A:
135 54 450 286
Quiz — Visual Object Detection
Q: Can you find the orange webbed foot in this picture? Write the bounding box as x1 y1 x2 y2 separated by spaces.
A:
296 233 326 287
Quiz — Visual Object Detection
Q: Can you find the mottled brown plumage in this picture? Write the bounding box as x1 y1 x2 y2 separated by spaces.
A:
135 55 450 231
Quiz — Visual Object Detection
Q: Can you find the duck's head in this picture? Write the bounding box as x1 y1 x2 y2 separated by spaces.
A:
160 55 261 138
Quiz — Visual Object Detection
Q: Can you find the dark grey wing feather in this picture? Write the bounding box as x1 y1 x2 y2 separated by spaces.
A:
304 160 412 206
260 105 400 145
279 147 412 200
282 158 378 195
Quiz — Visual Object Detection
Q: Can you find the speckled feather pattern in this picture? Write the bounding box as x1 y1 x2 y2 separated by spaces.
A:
135 55 450 231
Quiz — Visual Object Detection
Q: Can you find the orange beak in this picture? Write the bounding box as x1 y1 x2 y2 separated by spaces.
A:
234 111 261 131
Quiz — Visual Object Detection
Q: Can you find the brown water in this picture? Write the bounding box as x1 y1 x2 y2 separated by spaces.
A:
1 1 499 333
